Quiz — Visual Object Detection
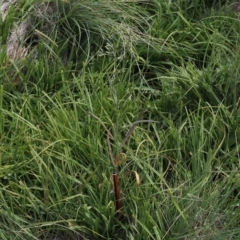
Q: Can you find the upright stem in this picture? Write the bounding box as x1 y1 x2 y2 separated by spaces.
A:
113 172 120 212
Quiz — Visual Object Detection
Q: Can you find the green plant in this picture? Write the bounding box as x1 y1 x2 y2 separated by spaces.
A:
0 0 240 239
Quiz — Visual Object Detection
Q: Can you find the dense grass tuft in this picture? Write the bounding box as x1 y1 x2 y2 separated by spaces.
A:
1 0 240 239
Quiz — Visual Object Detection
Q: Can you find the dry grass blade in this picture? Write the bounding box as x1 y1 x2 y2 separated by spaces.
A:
120 119 159 148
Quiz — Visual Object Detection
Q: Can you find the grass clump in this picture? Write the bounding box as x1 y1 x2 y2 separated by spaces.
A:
1 0 240 239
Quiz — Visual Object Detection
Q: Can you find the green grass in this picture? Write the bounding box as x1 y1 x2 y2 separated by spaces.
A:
0 0 240 239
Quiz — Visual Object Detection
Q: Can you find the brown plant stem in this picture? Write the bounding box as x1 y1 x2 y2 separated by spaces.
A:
113 172 120 212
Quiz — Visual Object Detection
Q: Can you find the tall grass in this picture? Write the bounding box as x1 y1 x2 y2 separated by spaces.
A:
0 0 240 239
